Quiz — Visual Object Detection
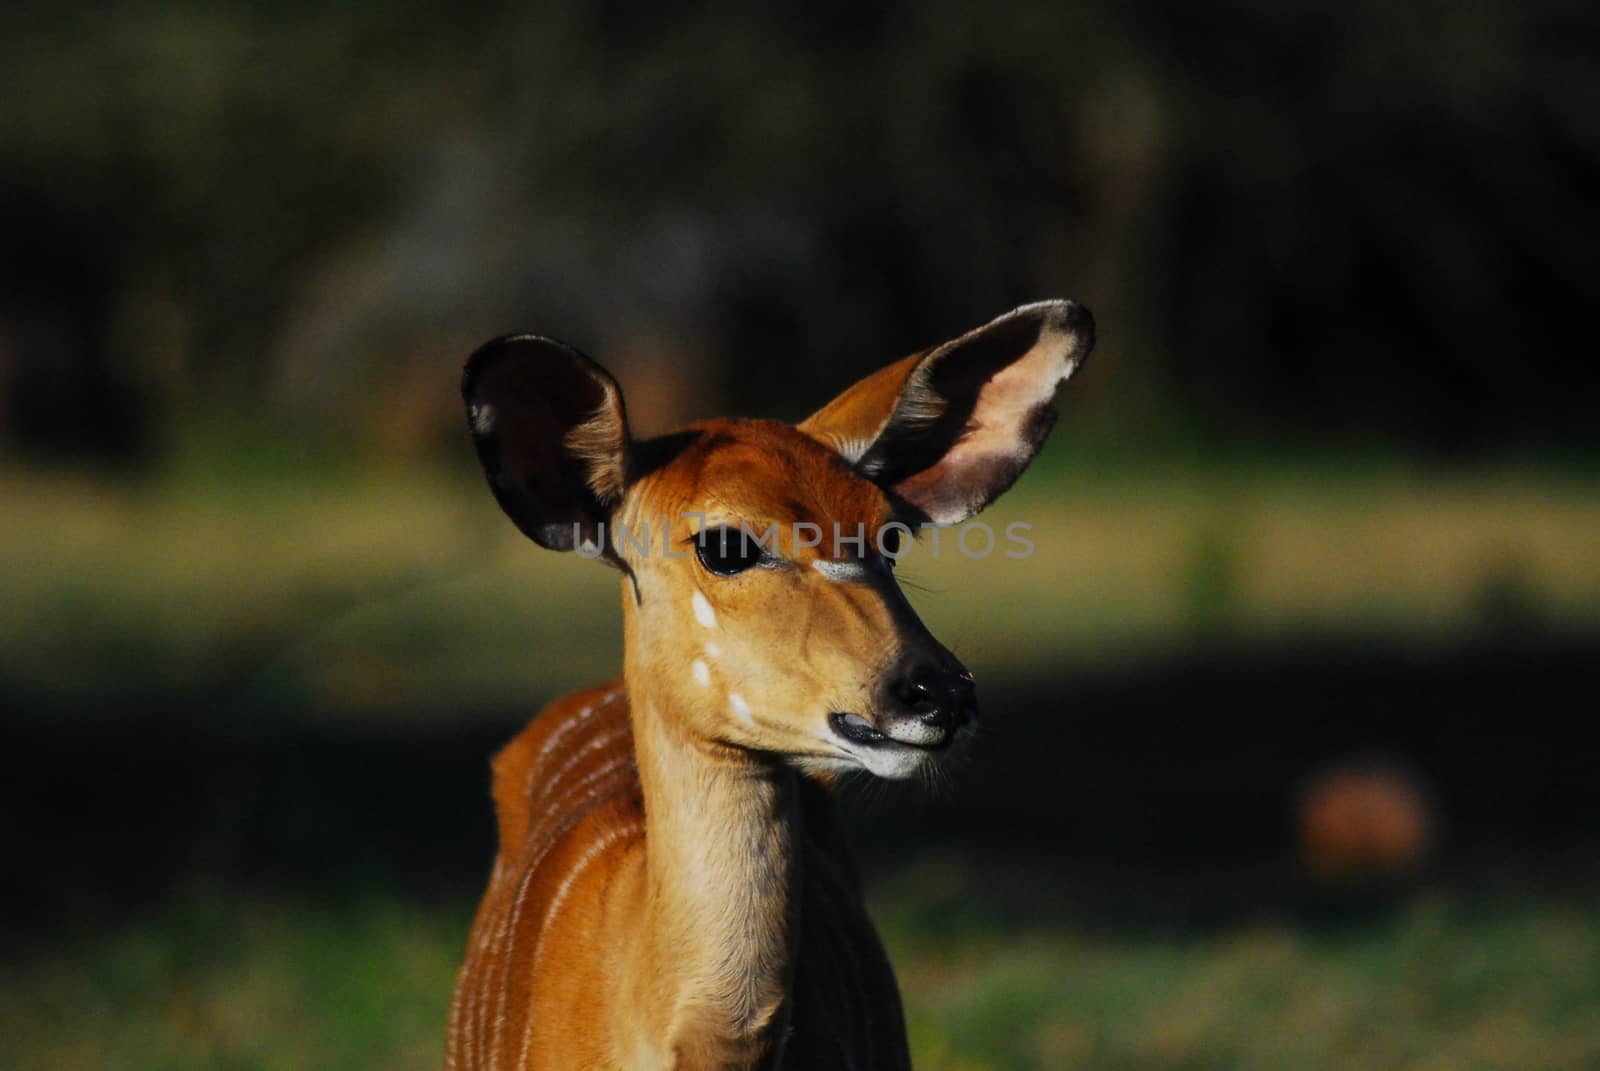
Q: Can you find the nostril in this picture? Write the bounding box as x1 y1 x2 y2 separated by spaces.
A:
897 667 931 699
907 667 956 729
902 669 934 717
907 676 939 714
889 660 975 733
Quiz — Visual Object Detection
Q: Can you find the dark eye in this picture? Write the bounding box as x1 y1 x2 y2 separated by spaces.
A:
695 526 767 576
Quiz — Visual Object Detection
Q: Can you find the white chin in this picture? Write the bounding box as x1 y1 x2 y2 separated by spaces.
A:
791 744 931 780
852 743 932 780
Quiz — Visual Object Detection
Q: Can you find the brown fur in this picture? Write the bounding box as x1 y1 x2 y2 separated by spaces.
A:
448 422 918 1071
449 301 1093 1070
445 678 912 1071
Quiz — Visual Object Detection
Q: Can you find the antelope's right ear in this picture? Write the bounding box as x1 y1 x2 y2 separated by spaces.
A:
800 301 1094 525
462 335 629 554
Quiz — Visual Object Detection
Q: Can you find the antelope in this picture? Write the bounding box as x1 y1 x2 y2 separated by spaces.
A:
447 300 1094 1070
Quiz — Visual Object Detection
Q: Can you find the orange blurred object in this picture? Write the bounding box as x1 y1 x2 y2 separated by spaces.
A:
1298 763 1433 883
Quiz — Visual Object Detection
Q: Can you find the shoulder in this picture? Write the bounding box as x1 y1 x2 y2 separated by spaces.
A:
489 680 640 859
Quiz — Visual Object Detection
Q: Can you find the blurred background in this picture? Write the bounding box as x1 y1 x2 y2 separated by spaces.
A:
3 2 1598 1068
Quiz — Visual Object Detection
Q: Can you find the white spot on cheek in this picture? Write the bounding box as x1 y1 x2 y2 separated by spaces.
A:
729 693 753 725
692 591 717 629
704 642 722 659
691 660 710 687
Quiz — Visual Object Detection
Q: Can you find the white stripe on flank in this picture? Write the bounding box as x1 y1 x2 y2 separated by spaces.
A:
729 693 754 725
517 822 643 1071
692 660 710 686
528 703 594 794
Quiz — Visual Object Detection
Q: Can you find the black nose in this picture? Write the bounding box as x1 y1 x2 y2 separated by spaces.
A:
895 661 977 732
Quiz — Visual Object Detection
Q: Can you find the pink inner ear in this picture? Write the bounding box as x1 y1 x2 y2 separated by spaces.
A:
797 301 1093 525
894 322 1086 526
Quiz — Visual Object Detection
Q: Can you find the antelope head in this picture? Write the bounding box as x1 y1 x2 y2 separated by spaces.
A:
463 300 1093 780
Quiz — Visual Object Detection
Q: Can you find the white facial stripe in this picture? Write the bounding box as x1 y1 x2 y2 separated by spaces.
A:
729 693 753 725
812 559 870 582
691 660 710 687
692 591 717 629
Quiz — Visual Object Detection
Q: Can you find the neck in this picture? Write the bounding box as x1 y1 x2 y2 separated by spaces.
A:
622 676 802 1064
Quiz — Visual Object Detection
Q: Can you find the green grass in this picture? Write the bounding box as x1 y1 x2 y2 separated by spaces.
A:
3 891 461 1071
880 877 1600 1070
5 455 1598 719
5 885 1597 1071
5 453 1600 1068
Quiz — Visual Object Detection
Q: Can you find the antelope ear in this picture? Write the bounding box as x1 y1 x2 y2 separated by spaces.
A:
799 300 1094 525
462 334 629 554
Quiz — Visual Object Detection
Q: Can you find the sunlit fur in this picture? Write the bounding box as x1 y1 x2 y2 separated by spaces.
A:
616 419 945 779
448 300 1092 1070
447 422 937 1071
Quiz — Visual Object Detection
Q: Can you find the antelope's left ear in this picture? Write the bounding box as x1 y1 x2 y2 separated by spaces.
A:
461 334 630 555
799 300 1094 525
